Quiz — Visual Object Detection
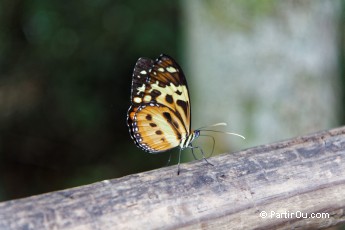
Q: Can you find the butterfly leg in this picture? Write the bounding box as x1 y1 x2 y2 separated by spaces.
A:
192 146 214 166
190 143 198 160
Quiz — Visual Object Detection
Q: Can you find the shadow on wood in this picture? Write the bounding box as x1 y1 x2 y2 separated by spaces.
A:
1 127 345 229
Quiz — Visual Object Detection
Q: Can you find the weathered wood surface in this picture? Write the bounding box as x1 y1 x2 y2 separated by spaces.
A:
1 127 345 230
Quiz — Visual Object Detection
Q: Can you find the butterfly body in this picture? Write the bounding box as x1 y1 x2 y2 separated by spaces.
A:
127 54 198 153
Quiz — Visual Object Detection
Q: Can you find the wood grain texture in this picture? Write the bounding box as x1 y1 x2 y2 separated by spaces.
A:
1 127 345 229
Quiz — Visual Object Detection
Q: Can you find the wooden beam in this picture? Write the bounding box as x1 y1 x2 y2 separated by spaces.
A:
1 127 345 229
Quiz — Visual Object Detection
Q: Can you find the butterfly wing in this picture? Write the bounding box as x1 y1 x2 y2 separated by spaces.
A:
149 55 191 132
131 104 187 152
127 54 192 153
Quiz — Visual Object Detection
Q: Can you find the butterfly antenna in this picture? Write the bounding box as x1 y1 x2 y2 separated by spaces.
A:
198 122 228 130
198 122 245 139
200 130 245 139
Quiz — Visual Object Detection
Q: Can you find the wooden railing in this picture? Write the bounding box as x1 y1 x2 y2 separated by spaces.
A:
1 127 345 229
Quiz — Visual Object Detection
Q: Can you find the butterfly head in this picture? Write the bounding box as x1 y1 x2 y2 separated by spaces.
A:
178 129 200 150
193 129 200 140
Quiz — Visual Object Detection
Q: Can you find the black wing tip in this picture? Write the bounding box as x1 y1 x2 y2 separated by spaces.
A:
137 54 175 63
136 57 153 64
159 53 169 57
158 53 174 60
134 57 154 74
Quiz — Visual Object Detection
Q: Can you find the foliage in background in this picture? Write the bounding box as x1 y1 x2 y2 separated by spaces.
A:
0 0 181 201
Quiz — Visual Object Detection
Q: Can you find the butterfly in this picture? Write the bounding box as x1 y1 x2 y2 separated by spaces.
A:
127 54 244 174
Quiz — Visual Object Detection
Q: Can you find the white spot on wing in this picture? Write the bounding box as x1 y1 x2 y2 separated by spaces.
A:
170 83 177 92
134 97 142 103
143 95 152 102
136 84 146 95
166 66 177 73
140 70 147 74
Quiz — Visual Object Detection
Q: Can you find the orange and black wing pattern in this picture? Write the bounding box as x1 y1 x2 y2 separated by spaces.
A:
127 54 192 153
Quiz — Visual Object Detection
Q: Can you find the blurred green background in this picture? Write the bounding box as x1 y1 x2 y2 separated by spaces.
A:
0 0 344 204
0 0 183 201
